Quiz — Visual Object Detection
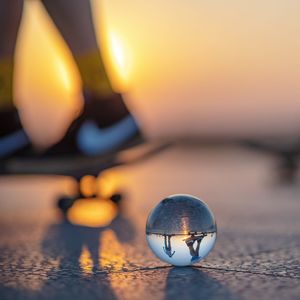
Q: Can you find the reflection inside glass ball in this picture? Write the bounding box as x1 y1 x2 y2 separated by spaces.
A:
146 194 217 266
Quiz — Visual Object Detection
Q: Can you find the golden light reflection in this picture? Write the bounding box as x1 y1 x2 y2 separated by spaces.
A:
100 229 140 298
100 229 125 271
106 30 132 91
67 198 118 228
16 1 80 103
97 170 123 199
14 0 300 141
54 57 73 93
80 175 97 198
181 217 190 235
79 246 94 276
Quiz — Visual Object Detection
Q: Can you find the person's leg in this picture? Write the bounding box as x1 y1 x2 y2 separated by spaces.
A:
187 243 196 258
0 0 29 159
195 239 201 256
41 0 140 156
168 236 173 250
42 0 113 98
0 0 23 110
163 235 167 249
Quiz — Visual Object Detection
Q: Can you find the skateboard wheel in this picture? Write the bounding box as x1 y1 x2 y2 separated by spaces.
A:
110 193 123 204
57 196 76 214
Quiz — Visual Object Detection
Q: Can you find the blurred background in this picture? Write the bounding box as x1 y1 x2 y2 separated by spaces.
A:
15 0 300 147
1 2 300 299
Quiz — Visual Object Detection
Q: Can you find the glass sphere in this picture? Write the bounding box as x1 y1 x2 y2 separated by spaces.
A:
146 194 217 266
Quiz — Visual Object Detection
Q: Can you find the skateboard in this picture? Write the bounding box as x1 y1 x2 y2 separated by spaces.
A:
1 138 172 215
242 139 300 183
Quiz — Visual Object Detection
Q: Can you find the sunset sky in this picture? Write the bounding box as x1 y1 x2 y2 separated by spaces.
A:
13 0 300 145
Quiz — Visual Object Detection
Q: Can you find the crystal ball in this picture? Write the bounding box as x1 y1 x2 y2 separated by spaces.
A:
146 194 217 266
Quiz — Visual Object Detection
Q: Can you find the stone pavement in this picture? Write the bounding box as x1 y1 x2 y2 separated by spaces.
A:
0 143 299 300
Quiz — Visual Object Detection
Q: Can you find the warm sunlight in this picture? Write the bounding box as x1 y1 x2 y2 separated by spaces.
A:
97 170 123 199
79 246 94 275
14 0 300 140
107 31 131 89
80 175 97 198
100 229 126 271
54 56 73 94
67 198 118 227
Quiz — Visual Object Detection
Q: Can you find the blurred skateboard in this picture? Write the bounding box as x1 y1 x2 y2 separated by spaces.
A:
1 138 172 213
2 137 169 176
242 138 300 183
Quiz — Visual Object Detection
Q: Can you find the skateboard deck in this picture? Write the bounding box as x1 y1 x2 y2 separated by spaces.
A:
1 139 171 179
1 140 172 213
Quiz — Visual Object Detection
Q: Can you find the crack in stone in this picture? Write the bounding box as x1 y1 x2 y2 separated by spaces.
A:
92 264 299 280
197 265 300 279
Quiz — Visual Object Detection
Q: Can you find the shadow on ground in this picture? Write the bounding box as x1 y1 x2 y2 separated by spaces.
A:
0 213 136 300
165 267 239 300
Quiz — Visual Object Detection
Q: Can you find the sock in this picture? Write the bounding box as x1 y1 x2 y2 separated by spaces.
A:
0 57 14 110
75 50 114 97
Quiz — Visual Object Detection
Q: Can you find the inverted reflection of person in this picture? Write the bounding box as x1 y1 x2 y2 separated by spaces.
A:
163 234 175 258
183 232 207 262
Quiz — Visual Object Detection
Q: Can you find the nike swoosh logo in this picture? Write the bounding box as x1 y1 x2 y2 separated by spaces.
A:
77 115 139 155
0 130 29 158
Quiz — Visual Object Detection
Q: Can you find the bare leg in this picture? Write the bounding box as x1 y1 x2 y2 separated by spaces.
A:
41 0 113 97
0 0 30 159
41 0 97 55
0 0 24 109
195 240 201 256
164 235 167 249
187 242 197 257
40 0 139 156
167 235 171 249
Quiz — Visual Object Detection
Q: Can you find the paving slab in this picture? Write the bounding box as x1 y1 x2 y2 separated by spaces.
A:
0 143 300 299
